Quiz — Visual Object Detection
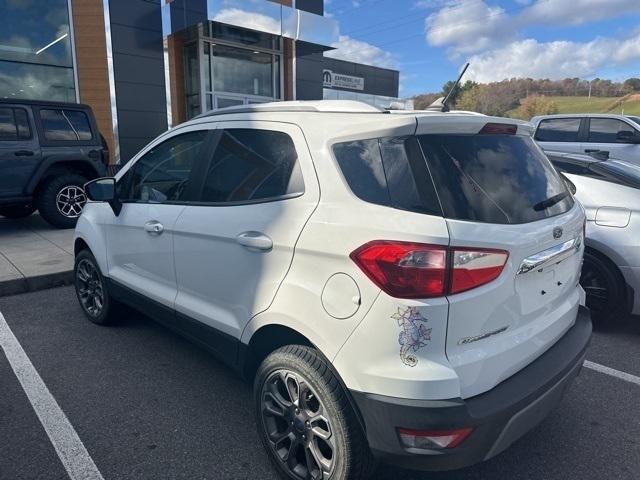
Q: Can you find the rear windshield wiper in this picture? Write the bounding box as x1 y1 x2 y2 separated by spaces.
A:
533 191 569 211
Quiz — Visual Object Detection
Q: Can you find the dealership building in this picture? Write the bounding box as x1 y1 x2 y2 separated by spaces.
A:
0 0 403 163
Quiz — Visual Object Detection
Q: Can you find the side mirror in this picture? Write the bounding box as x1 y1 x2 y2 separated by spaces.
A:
616 130 640 144
84 177 121 215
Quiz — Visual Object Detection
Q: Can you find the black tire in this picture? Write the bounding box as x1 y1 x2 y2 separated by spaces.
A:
0 204 36 219
580 250 628 321
74 249 120 325
255 345 374 480
36 173 88 229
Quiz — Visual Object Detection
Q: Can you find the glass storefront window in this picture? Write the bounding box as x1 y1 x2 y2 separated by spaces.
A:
0 0 75 101
212 44 274 98
0 60 75 102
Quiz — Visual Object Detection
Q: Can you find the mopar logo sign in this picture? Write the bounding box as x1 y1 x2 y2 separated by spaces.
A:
323 69 365 91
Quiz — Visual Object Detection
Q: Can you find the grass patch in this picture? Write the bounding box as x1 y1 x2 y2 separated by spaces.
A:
509 95 640 118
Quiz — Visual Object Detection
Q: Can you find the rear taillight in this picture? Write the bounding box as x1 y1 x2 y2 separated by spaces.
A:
350 241 508 299
398 427 474 450
350 242 447 299
450 248 509 295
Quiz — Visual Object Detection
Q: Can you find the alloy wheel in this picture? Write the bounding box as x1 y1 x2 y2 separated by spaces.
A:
261 370 335 479
76 259 105 317
56 185 87 218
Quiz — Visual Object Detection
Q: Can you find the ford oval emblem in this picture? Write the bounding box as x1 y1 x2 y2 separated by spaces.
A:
553 227 563 239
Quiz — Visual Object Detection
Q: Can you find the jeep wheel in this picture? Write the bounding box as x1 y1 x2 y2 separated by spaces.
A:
0 204 36 219
37 173 88 229
255 345 374 480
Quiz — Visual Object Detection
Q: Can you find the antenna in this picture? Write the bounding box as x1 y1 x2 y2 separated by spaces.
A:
426 62 470 112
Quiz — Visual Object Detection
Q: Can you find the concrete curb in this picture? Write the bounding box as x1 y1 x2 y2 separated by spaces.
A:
0 270 74 298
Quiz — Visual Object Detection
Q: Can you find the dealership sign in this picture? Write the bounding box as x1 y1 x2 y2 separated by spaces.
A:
323 70 364 91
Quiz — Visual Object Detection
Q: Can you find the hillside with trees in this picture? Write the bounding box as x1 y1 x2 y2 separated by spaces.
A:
413 78 640 119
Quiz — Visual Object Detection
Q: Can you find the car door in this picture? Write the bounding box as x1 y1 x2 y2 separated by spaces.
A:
172 122 320 348
534 117 584 155
585 117 640 163
106 127 214 309
0 106 41 197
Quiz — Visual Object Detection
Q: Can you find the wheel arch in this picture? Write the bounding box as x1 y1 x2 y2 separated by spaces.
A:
73 209 109 276
242 324 315 380
27 158 102 195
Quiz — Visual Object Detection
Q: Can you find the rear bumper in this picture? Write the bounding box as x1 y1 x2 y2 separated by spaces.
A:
351 305 592 472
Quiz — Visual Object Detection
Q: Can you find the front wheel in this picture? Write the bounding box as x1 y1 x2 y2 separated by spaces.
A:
74 249 120 325
255 345 374 480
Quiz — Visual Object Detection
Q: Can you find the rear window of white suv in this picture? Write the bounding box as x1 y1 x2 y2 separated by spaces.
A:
419 134 574 224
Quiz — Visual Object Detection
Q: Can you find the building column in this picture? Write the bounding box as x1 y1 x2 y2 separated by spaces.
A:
71 0 116 164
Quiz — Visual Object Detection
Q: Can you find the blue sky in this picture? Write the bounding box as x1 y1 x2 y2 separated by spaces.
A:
323 0 640 97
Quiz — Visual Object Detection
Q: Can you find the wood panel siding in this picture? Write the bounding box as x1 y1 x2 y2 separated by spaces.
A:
167 33 186 126
71 0 115 163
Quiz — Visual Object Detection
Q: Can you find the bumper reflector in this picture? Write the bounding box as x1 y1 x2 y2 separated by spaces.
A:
398 427 474 450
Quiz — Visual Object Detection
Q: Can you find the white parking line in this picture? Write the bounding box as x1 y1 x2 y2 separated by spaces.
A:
584 360 640 386
0 311 104 480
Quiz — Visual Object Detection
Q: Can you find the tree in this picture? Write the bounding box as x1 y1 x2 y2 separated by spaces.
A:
624 78 640 92
455 85 481 112
514 95 559 120
441 80 477 105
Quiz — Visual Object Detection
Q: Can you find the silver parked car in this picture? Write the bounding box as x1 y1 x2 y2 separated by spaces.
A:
547 151 640 319
533 114 640 163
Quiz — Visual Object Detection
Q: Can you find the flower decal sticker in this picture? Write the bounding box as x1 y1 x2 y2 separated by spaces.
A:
391 307 432 367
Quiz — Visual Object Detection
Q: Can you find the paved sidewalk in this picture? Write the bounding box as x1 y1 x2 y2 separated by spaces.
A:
0 214 74 296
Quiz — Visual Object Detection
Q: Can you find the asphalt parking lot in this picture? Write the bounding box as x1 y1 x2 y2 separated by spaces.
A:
0 286 639 480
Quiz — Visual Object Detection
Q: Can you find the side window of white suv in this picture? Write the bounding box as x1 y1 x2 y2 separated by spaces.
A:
199 128 304 204
118 130 209 203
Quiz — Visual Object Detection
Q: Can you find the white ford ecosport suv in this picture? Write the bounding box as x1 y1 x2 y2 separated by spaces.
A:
74 101 591 479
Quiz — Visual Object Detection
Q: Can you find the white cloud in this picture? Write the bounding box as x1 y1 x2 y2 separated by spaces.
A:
425 0 513 55
325 35 398 69
212 8 280 35
521 0 640 26
466 32 640 82
424 0 640 56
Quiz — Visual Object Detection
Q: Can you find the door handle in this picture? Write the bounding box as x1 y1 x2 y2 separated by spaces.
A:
236 231 273 251
144 220 164 235
584 149 601 153
14 150 34 156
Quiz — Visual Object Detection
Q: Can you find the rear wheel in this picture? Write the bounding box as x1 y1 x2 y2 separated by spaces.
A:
0 204 36 219
37 173 88 229
580 250 627 321
255 345 373 480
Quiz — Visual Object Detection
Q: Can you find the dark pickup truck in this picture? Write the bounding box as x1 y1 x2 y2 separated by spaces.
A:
0 99 108 228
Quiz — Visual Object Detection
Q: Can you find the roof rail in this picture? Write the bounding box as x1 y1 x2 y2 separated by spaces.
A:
194 100 384 119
